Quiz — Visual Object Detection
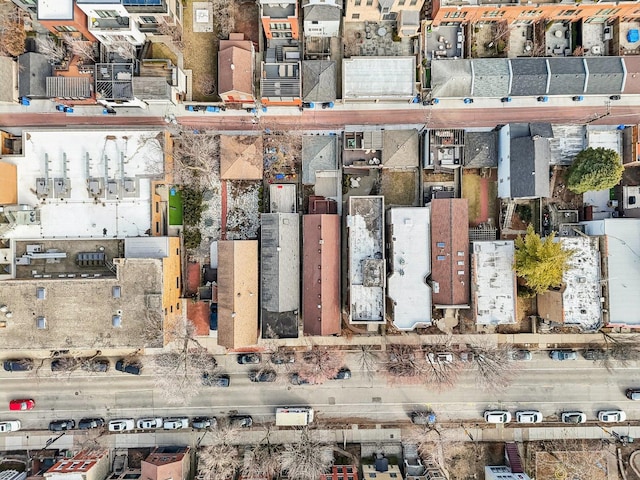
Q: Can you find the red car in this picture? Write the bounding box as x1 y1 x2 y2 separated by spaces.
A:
9 399 35 411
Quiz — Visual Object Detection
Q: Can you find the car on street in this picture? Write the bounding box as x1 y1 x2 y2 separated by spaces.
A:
9 399 35 411
78 418 105 430
410 412 436 425
81 358 110 372
237 353 261 365
0 421 21 433
626 389 640 400
427 352 454 364
582 349 608 361
332 368 352 380
484 410 511 424
163 418 189 430
192 417 217 429
289 373 310 385
515 411 542 424
561 411 586 424
137 418 163 429
249 369 277 382
115 360 142 375
271 351 295 365
549 350 577 361
3 359 33 372
49 419 75 431
510 350 533 361
598 410 626 423
51 359 76 372
229 415 253 428
202 373 230 387
108 419 135 432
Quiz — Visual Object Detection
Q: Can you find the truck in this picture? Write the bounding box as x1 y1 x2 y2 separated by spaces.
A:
275 407 314 426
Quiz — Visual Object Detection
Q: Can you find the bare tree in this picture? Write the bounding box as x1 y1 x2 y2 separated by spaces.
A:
464 342 517 392
106 40 137 61
356 345 379 380
384 344 424 384
297 346 345 384
601 333 640 367
62 35 97 62
36 36 67 63
241 427 282 480
143 310 164 348
0 8 26 57
211 0 236 40
150 318 217 404
157 19 184 50
422 343 463 391
198 420 242 480
534 438 613 480
195 73 217 97
170 131 220 188
279 428 334 480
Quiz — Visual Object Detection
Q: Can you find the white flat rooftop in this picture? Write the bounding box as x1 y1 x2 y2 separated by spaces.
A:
3 129 164 240
37 0 74 20
559 237 602 331
472 241 517 325
387 207 432 330
343 57 416 100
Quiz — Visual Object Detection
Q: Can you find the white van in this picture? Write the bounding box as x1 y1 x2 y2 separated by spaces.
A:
275 407 314 426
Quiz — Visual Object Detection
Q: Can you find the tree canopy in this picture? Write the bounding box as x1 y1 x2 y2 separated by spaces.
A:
514 225 573 294
566 147 624 194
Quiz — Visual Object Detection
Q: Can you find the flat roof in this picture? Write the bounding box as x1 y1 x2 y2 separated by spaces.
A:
559 237 602 331
347 196 385 323
2 129 164 240
342 57 415 100
472 241 517 325
583 219 640 326
387 207 432 330
37 0 74 20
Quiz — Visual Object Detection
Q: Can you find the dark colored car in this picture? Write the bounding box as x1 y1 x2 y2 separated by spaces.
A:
202 373 230 387
237 353 261 365
210 303 218 331
3 359 34 372
271 352 295 365
51 358 74 372
510 350 533 361
49 419 75 431
115 360 142 375
582 349 608 361
81 358 110 372
249 369 276 382
78 418 105 430
289 373 310 385
332 368 352 380
192 416 217 429
549 350 577 361
229 415 253 428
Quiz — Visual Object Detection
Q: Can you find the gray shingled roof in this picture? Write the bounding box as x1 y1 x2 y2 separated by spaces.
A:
382 129 419 167
302 60 336 103
302 135 338 184
431 59 472 97
510 136 551 198
472 58 510 97
303 3 341 21
463 131 498 168
584 57 624 95
510 58 548 97
132 76 172 100
547 57 586 95
18 52 52 98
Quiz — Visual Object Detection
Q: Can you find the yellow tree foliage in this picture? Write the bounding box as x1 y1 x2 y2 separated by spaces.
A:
514 225 574 294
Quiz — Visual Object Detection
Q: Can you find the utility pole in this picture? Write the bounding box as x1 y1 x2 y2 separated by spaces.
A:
586 101 611 124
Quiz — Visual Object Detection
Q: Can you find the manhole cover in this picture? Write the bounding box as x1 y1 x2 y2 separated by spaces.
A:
328 397 336 405
372 397 382 403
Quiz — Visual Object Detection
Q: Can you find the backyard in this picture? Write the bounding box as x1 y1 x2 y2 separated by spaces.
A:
381 170 419 206
461 169 498 226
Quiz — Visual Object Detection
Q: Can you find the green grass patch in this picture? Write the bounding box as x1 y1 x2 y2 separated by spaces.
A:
168 188 183 226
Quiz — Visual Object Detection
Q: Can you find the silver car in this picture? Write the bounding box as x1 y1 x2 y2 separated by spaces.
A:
515 410 542 424
163 417 189 430
484 410 512 424
598 410 626 423
561 411 586 424
108 419 135 432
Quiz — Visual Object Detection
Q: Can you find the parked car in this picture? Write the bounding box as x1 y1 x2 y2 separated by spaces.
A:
137 418 163 429
0 420 21 433
51 359 76 372
598 410 626 423
332 368 352 380
237 353 261 365
249 369 277 382
78 418 105 430
49 419 75 431
209 303 218 331
561 411 586 424
108 419 135 432
3 359 33 372
582 349 608 361
115 360 142 375
9 399 35 411
427 352 454 364
289 373 310 385
484 410 511 424
515 411 542 424
460 352 475 362
549 350 577 361
410 412 436 425
163 418 189 430
202 373 230 387
81 358 110 372
626 389 640 400
271 352 295 365
229 415 253 428
192 417 217 429
510 350 533 361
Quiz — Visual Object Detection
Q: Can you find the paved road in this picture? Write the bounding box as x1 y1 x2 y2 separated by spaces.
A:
1 352 638 430
0 104 637 130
